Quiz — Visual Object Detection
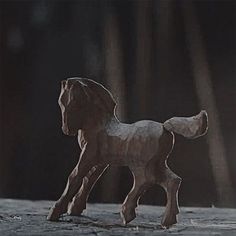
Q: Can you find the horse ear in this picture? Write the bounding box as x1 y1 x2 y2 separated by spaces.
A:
80 83 92 100
80 79 116 114
70 80 91 101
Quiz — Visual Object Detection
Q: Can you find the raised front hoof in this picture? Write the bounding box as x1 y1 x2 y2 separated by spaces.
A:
161 214 177 229
67 202 85 216
47 206 61 221
121 207 136 225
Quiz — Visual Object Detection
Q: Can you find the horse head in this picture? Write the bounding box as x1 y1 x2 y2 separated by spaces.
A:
58 77 116 136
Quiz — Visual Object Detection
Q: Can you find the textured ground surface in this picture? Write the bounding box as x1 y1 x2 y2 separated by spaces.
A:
0 199 236 235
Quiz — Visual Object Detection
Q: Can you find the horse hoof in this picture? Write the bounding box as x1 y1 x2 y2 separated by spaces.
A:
161 213 177 228
47 206 61 221
121 207 136 225
67 202 85 216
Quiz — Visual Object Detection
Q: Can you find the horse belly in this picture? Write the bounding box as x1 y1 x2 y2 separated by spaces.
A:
105 135 158 166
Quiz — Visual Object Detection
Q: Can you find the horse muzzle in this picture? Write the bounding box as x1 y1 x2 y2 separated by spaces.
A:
62 126 77 136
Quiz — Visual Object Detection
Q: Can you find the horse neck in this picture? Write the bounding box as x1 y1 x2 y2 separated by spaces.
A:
81 111 118 134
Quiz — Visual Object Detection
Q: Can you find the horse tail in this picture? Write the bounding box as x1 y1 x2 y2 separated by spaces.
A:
163 110 208 139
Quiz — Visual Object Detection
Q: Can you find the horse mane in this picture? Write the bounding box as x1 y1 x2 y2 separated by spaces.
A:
70 78 117 116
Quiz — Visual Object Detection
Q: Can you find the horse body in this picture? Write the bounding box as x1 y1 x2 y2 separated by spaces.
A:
97 119 165 166
47 78 208 228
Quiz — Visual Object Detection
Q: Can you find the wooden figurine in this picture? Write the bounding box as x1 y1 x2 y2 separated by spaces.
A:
47 78 208 228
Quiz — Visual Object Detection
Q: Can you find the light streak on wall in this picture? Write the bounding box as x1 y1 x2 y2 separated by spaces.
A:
101 10 126 202
182 2 235 206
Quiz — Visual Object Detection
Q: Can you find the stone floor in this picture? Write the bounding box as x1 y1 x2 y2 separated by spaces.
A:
0 199 236 235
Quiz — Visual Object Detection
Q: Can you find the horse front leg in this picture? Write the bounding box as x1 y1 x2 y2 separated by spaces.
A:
47 148 95 221
67 164 109 216
121 166 151 225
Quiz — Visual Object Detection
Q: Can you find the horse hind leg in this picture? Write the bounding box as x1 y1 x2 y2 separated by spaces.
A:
121 166 151 225
157 167 182 228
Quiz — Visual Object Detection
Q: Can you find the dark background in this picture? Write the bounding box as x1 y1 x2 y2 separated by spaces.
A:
0 0 235 207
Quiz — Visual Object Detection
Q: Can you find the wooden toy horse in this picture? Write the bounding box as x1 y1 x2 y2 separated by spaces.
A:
47 78 208 228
